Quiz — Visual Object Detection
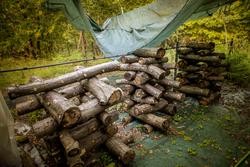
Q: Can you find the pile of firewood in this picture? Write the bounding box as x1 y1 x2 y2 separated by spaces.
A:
176 42 227 105
8 74 134 166
116 48 185 133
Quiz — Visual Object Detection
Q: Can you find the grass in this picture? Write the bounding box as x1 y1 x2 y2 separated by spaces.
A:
0 51 110 89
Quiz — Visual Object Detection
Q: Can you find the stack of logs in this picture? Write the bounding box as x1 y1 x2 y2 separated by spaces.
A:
9 74 135 166
176 42 227 105
116 48 185 133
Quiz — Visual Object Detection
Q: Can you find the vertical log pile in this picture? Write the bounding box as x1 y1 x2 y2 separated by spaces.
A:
116 48 185 133
9 73 134 165
176 42 227 105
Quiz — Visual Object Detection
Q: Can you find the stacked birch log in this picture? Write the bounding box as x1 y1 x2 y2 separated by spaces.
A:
8 74 134 166
176 42 227 105
116 48 185 133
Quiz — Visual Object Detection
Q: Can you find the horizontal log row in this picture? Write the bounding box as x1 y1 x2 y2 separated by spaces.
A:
176 42 226 105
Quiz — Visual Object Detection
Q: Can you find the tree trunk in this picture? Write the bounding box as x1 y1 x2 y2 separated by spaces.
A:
179 54 221 63
164 92 185 101
129 113 170 131
120 55 139 64
179 86 210 96
133 48 165 58
82 77 122 105
38 91 81 128
105 137 135 164
124 71 136 81
59 130 80 157
70 118 100 140
134 72 150 85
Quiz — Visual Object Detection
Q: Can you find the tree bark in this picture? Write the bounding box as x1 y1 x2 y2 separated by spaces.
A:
116 79 163 99
134 89 147 99
82 77 122 105
162 63 176 70
129 113 170 131
122 115 133 125
123 99 135 110
38 91 81 128
124 71 136 81
120 55 139 64
179 54 221 63
160 104 177 116
68 96 81 106
132 96 158 104
105 124 118 136
138 57 168 65
79 131 108 153
105 137 135 164
164 92 185 101
32 117 58 137
184 42 215 50
119 84 135 96
134 72 150 85
177 47 193 55
98 111 119 126
179 86 210 96
207 76 224 81
133 48 165 58
13 95 42 115
70 118 100 140
159 78 181 88
67 150 85 167
131 98 168 115
57 82 85 98
59 130 80 157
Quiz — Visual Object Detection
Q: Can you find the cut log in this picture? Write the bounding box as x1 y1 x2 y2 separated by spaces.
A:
57 82 85 98
179 54 221 63
185 42 215 50
98 111 119 126
79 131 108 153
159 78 181 88
164 92 185 101
122 115 133 125
120 55 139 64
7 61 121 98
59 130 80 157
67 150 85 167
105 124 118 136
179 86 210 96
162 63 176 70
80 95 92 103
207 76 224 81
176 77 190 85
123 99 135 110
180 65 206 72
160 104 177 116
177 47 193 55
119 63 166 80
153 83 165 92
133 47 165 58
177 60 189 68
196 49 214 56
105 137 135 164
134 72 150 85
79 98 107 122
70 118 100 140
124 71 136 81
132 96 158 104
119 84 135 96
131 98 168 115
211 52 226 59
82 77 122 105
116 79 163 99
32 117 58 137
134 89 147 99
13 95 41 115
129 113 170 131
138 57 168 65
114 133 134 144
69 96 81 106
39 91 81 128
142 124 153 134
198 80 210 88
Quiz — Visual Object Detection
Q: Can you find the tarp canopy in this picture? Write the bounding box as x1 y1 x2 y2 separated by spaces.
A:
45 0 234 57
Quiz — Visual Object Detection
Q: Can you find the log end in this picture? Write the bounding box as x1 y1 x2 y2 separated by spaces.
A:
106 124 118 136
63 108 81 128
157 48 166 58
108 88 123 105
68 148 81 157
122 150 136 164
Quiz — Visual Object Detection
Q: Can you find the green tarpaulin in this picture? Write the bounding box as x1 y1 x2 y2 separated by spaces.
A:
45 0 234 57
